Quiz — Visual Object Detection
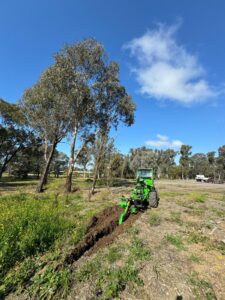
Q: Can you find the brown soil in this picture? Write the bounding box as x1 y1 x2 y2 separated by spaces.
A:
64 205 142 264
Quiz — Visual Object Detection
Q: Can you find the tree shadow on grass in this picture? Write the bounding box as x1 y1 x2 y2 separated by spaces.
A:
0 177 38 192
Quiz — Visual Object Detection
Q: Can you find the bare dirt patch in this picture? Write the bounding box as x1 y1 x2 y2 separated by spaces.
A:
65 205 142 264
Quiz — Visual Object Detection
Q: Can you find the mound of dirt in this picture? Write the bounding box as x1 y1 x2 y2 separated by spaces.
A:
64 205 142 264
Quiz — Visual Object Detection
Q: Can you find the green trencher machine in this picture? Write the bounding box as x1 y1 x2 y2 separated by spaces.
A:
119 168 159 224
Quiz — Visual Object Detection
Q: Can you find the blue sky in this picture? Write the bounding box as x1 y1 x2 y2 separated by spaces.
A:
1 0 225 156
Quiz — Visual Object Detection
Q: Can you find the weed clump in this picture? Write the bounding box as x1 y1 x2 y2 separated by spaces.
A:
28 266 71 299
165 234 185 250
187 231 208 244
190 192 207 203
149 213 161 226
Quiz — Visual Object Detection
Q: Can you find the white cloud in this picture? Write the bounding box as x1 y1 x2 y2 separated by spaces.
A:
125 22 218 104
146 134 183 149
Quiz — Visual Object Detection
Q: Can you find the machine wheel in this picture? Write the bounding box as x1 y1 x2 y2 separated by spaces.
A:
149 191 159 208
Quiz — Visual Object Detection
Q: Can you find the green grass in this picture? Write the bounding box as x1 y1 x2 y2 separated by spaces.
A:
0 177 116 299
28 265 71 300
106 246 122 263
169 211 183 225
211 208 225 218
149 213 161 226
128 237 152 263
189 254 202 263
186 207 206 216
96 265 143 299
206 240 225 255
189 192 207 203
164 234 185 250
75 258 102 282
74 235 151 299
187 231 208 244
188 273 216 300
159 191 181 197
0 193 71 282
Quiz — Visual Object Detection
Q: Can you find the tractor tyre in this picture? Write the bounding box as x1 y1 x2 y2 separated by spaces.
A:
149 191 159 208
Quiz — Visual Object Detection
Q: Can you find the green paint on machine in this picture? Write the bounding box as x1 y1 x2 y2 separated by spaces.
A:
118 168 160 224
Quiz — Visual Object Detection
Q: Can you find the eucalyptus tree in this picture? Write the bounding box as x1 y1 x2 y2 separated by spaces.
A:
55 39 135 193
189 153 209 178
0 99 35 178
159 149 177 178
9 145 43 179
121 155 134 178
207 151 216 179
216 145 225 180
21 65 72 192
51 151 69 178
90 61 135 195
54 39 106 192
179 144 192 179
76 142 93 175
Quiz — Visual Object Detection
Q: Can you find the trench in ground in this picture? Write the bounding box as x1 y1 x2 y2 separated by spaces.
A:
64 205 142 264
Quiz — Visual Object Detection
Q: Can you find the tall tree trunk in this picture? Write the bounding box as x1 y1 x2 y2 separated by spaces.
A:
0 167 4 179
65 128 78 192
36 140 57 193
90 133 108 196
66 131 94 192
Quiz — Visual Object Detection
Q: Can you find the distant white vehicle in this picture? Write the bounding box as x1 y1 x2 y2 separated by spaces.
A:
195 175 209 182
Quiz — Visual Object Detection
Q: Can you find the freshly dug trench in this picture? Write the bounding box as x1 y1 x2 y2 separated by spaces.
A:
64 205 142 264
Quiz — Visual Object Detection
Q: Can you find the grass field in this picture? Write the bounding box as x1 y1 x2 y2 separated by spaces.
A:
0 177 225 299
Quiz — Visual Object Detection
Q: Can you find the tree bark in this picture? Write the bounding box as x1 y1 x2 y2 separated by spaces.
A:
65 128 78 192
65 131 94 192
0 167 4 178
36 139 57 193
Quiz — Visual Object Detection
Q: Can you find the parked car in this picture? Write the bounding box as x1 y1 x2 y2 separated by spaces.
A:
195 174 209 182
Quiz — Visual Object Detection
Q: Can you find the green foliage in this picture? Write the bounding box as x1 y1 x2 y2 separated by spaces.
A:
75 259 102 282
179 144 192 179
128 147 177 178
189 153 210 179
96 265 143 299
0 257 38 298
128 237 152 262
0 193 71 282
70 225 86 244
190 192 207 203
75 234 150 299
28 266 71 300
149 213 161 226
0 99 38 178
165 234 185 250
